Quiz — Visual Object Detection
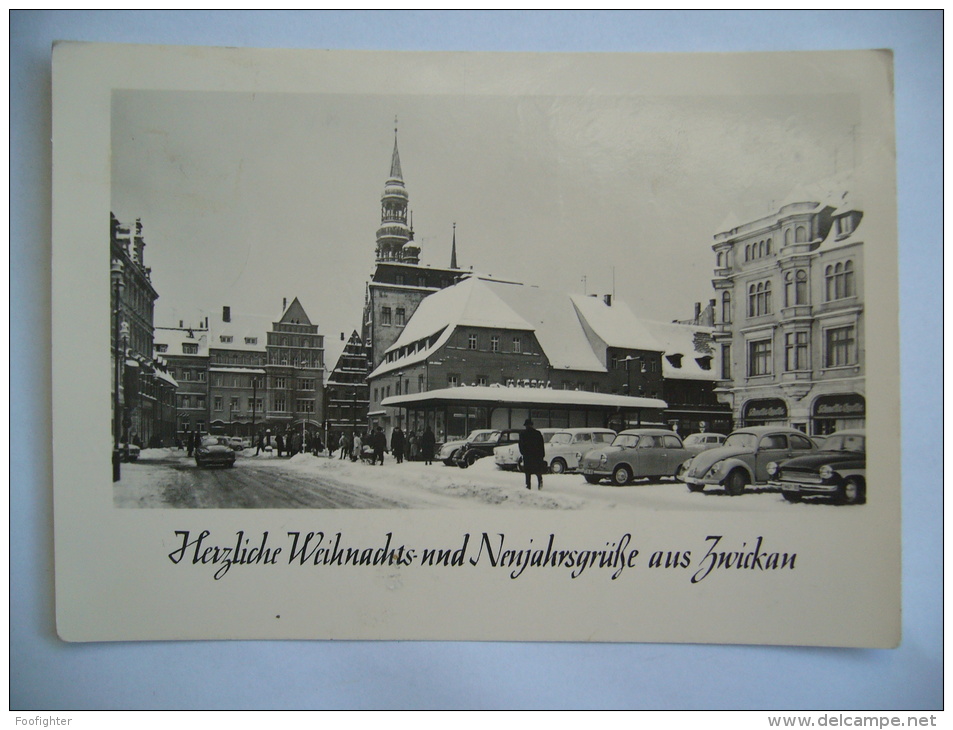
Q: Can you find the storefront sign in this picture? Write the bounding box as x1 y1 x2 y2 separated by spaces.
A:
744 399 788 420
814 394 866 417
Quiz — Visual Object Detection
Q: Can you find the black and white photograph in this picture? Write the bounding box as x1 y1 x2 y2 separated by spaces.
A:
52 42 900 647
109 73 871 512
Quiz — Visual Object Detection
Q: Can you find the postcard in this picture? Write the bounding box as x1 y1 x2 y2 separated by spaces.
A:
52 43 899 645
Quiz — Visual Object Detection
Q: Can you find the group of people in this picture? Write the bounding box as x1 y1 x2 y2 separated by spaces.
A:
327 426 437 466
254 430 325 458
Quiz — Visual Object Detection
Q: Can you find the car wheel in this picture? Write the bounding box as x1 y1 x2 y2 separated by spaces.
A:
840 477 866 505
550 458 567 475
782 491 801 503
584 475 602 484
612 464 633 486
725 469 748 496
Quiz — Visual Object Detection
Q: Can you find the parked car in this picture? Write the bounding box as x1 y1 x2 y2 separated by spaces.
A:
493 428 560 470
457 429 522 468
195 435 237 468
768 429 866 504
241 436 255 449
227 437 245 451
679 426 816 496
579 429 703 486
544 428 616 474
438 429 499 466
681 432 726 451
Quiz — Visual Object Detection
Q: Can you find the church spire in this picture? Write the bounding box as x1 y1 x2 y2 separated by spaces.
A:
375 119 418 264
450 222 458 269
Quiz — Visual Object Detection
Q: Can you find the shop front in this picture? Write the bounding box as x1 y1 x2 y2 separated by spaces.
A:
742 398 788 427
812 393 866 436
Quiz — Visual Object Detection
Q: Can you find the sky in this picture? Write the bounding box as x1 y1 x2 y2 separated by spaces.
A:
111 72 861 368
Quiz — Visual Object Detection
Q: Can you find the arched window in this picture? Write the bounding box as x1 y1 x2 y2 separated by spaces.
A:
748 284 757 317
766 238 772 255
795 269 808 304
784 271 794 307
785 229 793 246
795 225 807 243
716 251 724 268
825 265 835 300
722 290 731 324
764 281 772 314
745 244 750 262
759 240 765 258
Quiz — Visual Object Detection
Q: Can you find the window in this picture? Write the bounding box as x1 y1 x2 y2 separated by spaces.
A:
196 421 205 432
662 435 682 449
448 374 459 387
395 308 405 326
795 225 807 243
721 344 731 380
180 395 192 409
748 339 772 376
468 334 478 350
181 369 192 381
477 376 487 386
396 274 405 286
721 291 731 324
760 435 787 450
182 343 198 354
155 344 168 353
214 396 223 411
396 380 402 396
252 398 262 412
297 399 315 413
825 260 855 301
274 396 286 412
275 377 286 389
229 397 239 411
417 374 424 391
197 370 206 382
785 331 809 371
365 337 372 347
785 269 808 306
789 434 814 451
747 280 773 317
381 307 392 325
219 335 233 343
825 326 856 368
300 379 314 390
244 337 257 345
490 335 500 352
196 396 205 409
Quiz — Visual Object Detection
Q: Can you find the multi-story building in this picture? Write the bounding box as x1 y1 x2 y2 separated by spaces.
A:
324 330 371 441
711 190 865 435
110 213 178 448
155 297 325 442
367 276 679 439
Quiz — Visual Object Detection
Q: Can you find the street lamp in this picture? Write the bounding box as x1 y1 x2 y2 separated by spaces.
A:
111 260 125 482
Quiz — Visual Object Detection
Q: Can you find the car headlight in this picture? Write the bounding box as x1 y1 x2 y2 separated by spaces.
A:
599 453 607 464
709 461 723 476
575 452 582 461
767 461 778 476
819 465 834 480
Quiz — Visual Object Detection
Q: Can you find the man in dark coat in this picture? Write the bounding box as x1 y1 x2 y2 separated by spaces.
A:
372 426 387 465
421 426 436 465
519 418 546 490
391 426 405 464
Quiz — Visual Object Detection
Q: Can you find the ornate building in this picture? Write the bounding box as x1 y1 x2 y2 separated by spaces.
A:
711 188 865 435
110 213 178 451
324 330 371 440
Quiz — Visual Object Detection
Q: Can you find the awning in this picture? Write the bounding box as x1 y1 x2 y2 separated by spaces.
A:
381 385 666 410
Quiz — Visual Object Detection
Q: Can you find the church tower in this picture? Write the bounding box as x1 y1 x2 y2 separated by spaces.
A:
375 124 419 264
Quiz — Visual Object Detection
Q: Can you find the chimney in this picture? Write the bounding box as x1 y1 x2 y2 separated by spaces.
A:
179 320 183 328
341 332 345 341
603 294 612 307
283 297 288 311
694 302 701 322
223 306 231 323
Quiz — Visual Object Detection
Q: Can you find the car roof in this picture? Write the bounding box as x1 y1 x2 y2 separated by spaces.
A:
728 426 811 436
618 428 681 437
553 427 616 434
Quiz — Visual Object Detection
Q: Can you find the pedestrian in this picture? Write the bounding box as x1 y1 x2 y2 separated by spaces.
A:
186 429 194 457
391 426 405 464
407 431 417 462
191 431 201 459
372 426 387 465
351 432 361 462
256 431 264 456
276 433 285 457
421 425 436 466
519 418 546 490
314 435 324 455
339 432 349 459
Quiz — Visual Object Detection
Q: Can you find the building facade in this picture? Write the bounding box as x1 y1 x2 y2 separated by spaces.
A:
154 298 325 442
110 213 178 449
711 191 865 435
324 330 371 441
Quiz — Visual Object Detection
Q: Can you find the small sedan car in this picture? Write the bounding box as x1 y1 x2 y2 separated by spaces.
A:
679 426 816 496
768 429 866 504
681 432 726 451
456 429 522 468
438 429 498 466
579 429 699 486
493 428 559 470
227 437 245 451
544 428 616 474
195 435 237 468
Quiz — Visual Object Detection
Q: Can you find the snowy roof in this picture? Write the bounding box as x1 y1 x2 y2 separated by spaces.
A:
382 385 666 410
154 368 179 387
209 311 273 352
154 327 209 357
570 294 662 353
642 320 719 381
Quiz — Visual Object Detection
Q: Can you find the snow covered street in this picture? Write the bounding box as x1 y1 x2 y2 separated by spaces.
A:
113 447 836 511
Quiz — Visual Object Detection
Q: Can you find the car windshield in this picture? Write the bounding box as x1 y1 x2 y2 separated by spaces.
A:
822 434 866 452
550 433 572 445
470 431 498 444
724 433 757 449
542 432 557 443
611 434 639 448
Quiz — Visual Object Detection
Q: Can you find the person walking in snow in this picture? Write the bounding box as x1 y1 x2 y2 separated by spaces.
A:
276 433 284 458
519 418 546 490
351 432 362 462
339 432 349 459
391 426 405 464
372 426 387 465
421 426 436 466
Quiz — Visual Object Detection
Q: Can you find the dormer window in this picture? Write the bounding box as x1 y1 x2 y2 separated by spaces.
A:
695 356 712 371
182 343 198 354
220 335 233 343
666 354 683 368
244 337 257 345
